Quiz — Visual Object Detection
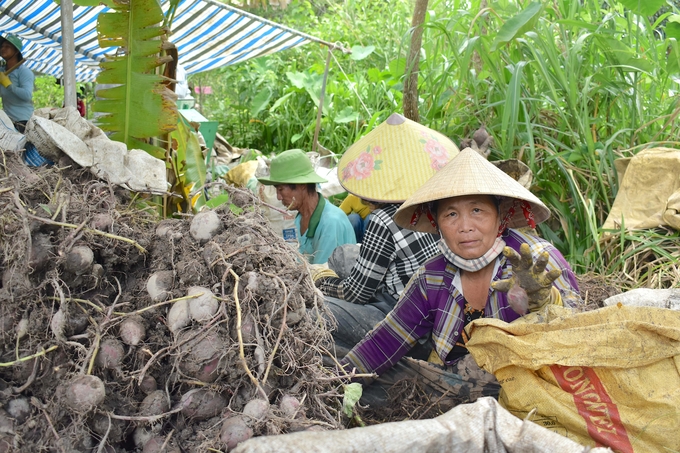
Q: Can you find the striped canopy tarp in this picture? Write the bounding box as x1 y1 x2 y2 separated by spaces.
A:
0 0 327 82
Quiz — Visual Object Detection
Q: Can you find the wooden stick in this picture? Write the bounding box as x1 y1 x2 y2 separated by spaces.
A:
260 272 304 385
104 406 182 422
95 414 111 453
3 58 24 76
0 345 58 367
25 213 147 253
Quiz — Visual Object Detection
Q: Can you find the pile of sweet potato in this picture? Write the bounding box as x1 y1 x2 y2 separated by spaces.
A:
0 152 345 452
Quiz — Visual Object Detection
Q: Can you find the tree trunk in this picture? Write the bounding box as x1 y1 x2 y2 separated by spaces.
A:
403 0 429 122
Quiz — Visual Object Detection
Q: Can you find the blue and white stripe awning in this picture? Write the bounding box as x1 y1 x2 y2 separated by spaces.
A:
0 0 329 82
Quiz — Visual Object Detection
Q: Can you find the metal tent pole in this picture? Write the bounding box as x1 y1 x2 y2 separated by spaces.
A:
60 0 77 108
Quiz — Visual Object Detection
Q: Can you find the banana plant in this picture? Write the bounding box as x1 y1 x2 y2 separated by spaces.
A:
72 0 209 214
92 0 178 158
168 117 207 212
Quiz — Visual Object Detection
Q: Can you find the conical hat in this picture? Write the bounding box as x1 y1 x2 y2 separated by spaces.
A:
394 148 551 233
338 113 459 203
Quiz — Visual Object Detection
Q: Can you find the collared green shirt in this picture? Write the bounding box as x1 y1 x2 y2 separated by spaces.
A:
305 194 325 238
296 194 356 264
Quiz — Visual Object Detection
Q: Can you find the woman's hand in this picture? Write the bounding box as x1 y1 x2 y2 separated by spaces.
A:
491 243 561 314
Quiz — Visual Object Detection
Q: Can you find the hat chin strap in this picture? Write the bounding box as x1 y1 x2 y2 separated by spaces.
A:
410 204 437 229
439 237 506 273
497 200 536 236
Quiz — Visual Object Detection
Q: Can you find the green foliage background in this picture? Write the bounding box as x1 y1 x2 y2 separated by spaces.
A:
199 0 680 285
31 80 95 117
32 77 64 110
30 0 680 286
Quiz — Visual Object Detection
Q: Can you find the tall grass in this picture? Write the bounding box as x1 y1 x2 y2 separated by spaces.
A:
194 0 680 286
408 0 680 281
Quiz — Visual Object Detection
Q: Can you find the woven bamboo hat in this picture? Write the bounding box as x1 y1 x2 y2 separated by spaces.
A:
394 148 551 234
338 113 459 203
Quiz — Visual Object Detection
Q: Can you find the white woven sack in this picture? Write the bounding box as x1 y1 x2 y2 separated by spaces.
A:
233 397 613 453
603 288 680 310
0 110 26 152
125 149 168 193
86 135 127 184
34 106 100 142
25 116 91 164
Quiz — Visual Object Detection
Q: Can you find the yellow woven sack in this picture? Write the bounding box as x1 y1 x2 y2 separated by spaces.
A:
224 160 259 187
466 305 680 453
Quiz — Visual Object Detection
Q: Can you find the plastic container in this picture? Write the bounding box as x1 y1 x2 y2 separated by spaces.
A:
176 98 195 109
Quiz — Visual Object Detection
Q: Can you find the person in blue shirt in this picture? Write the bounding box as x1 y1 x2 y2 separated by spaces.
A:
0 34 34 133
258 149 356 264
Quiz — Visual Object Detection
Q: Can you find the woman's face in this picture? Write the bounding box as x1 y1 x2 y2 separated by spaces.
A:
0 41 18 61
436 195 500 259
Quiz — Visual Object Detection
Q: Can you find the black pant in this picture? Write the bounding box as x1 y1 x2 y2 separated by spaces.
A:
325 295 393 357
13 120 26 134
324 292 433 360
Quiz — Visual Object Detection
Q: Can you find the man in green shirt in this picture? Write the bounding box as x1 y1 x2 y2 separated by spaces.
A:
258 149 356 264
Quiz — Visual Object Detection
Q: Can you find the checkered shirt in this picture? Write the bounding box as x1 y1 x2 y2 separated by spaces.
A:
318 204 439 304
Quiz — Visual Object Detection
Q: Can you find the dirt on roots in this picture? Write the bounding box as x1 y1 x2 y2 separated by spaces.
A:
0 151 346 452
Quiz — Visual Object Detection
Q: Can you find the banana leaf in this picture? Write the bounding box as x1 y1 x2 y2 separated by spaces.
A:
169 117 207 211
93 0 178 157
69 0 115 6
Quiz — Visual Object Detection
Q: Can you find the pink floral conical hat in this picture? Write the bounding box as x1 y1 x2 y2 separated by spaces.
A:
338 113 460 203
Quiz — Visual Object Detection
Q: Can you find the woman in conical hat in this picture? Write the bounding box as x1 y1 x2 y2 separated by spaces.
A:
338 148 580 405
315 113 459 356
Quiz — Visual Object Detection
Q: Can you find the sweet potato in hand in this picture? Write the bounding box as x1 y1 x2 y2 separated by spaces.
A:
492 243 561 313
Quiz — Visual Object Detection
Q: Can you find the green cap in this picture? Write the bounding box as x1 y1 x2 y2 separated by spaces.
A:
0 34 22 52
258 149 328 185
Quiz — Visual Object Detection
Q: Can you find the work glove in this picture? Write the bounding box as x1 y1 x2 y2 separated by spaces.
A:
309 264 339 286
0 72 11 88
491 243 562 315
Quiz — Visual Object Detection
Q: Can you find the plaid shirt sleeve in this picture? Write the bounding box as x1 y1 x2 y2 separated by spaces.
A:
318 209 397 304
340 265 437 378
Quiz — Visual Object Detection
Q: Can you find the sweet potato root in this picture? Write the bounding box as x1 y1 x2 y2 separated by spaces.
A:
242 398 269 421
138 390 169 417
187 286 218 322
94 338 125 369
119 315 146 346
220 415 253 451
63 375 106 411
147 270 175 303
179 389 226 420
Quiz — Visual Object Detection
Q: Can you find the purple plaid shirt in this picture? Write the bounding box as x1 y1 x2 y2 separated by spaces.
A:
341 229 580 377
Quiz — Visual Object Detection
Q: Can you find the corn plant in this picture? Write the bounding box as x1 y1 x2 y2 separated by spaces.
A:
407 0 680 277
